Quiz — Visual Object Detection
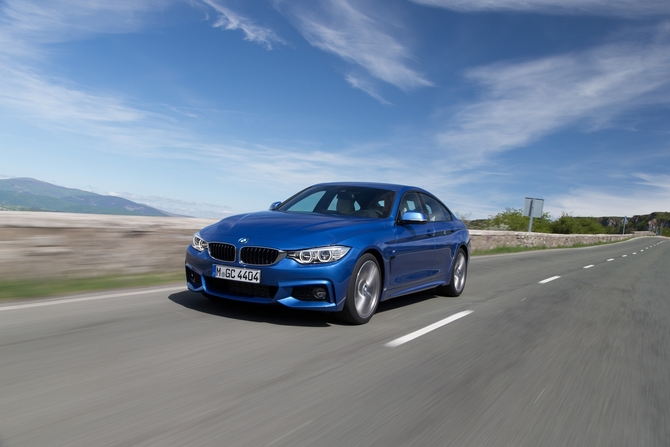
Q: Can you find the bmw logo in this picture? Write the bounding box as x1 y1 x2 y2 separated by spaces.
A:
238 237 249 244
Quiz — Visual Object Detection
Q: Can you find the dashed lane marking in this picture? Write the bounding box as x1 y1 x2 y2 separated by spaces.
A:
539 276 561 284
385 310 473 347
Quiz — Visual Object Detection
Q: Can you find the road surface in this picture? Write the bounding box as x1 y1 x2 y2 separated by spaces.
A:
0 237 668 446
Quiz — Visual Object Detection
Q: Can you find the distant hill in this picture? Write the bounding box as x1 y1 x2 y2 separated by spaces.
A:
0 178 171 217
598 212 670 233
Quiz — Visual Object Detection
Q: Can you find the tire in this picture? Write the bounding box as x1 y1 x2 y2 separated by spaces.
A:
339 254 381 325
437 248 467 297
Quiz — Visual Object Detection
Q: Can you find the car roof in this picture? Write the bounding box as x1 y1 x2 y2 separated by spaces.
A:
311 182 425 192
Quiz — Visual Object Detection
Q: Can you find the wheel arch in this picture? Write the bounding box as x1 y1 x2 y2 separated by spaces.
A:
360 247 385 285
458 242 470 261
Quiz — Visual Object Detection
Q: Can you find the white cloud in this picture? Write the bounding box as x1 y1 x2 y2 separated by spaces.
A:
275 0 431 95
0 0 187 144
0 0 171 47
410 0 670 17
0 65 147 124
201 0 285 50
345 73 392 105
437 35 670 165
549 173 670 216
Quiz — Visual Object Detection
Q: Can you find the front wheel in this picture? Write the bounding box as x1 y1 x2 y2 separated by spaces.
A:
339 254 381 325
437 248 467 297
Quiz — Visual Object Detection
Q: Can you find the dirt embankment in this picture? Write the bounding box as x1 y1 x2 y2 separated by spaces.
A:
0 211 217 279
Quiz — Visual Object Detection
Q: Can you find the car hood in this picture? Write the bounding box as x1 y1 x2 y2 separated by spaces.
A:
200 211 386 248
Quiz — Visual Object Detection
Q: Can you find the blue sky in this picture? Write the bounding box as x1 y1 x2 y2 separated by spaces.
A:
1 0 669 219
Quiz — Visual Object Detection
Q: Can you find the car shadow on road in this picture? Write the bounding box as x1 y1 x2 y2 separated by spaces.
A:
169 290 336 327
376 289 440 313
169 289 445 327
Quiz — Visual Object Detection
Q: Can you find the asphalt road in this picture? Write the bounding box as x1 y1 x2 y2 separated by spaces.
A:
0 237 668 447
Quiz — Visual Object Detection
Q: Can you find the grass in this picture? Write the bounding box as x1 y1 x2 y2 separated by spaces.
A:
472 245 551 256
472 238 633 256
0 271 184 302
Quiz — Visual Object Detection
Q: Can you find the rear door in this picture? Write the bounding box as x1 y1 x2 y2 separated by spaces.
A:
421 193 459 282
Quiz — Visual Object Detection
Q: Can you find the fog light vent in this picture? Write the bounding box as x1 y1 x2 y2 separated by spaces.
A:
293 286 330 301
312 287 328 300
186 266 202 288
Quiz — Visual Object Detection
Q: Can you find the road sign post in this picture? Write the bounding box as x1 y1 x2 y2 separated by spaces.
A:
523 198 544 233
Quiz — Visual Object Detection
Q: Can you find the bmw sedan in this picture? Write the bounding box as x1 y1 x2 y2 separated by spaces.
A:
185 182 470 324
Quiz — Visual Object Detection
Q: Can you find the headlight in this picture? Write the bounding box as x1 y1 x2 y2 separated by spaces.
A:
192 232 209 252
287 246 350 264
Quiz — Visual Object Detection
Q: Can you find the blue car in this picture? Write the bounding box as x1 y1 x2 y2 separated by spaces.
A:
185 182 470 324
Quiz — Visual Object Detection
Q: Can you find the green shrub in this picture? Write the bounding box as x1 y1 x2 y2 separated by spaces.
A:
550 213 609 234
487 208 552 233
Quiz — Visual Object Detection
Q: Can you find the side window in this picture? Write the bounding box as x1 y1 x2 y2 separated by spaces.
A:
421 194 452 222
397 192 424 219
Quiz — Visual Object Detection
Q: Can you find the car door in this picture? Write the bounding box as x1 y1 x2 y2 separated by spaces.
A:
420 193 460 282
386 192 437 296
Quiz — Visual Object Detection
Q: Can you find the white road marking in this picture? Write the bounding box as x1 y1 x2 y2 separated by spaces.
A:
385 310 473 347
583 265 594 269
622 255 627 257
539 276 560 284
607 258 614 262
0 286 185 312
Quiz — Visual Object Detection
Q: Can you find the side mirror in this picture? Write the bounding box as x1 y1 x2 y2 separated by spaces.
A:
400 211 428 224
269 201 282 211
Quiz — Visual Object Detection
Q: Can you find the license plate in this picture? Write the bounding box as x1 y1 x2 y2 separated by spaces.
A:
213 265 261 284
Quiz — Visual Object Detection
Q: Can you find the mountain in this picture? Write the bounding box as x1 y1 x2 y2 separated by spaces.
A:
0 178 171 216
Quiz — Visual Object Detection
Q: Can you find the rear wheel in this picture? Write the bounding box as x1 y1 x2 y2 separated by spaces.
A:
437 248 467 297
339 254 381 325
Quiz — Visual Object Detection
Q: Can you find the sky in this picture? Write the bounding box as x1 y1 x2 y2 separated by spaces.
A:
1 0 669 219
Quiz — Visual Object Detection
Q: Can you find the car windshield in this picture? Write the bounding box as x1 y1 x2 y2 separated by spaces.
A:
277 185 396 218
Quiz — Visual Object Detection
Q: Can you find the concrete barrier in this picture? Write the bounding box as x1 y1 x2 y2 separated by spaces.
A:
469 230 634 252
0 211 650 280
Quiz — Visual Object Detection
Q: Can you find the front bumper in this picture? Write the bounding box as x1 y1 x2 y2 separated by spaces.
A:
185 246 357 311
